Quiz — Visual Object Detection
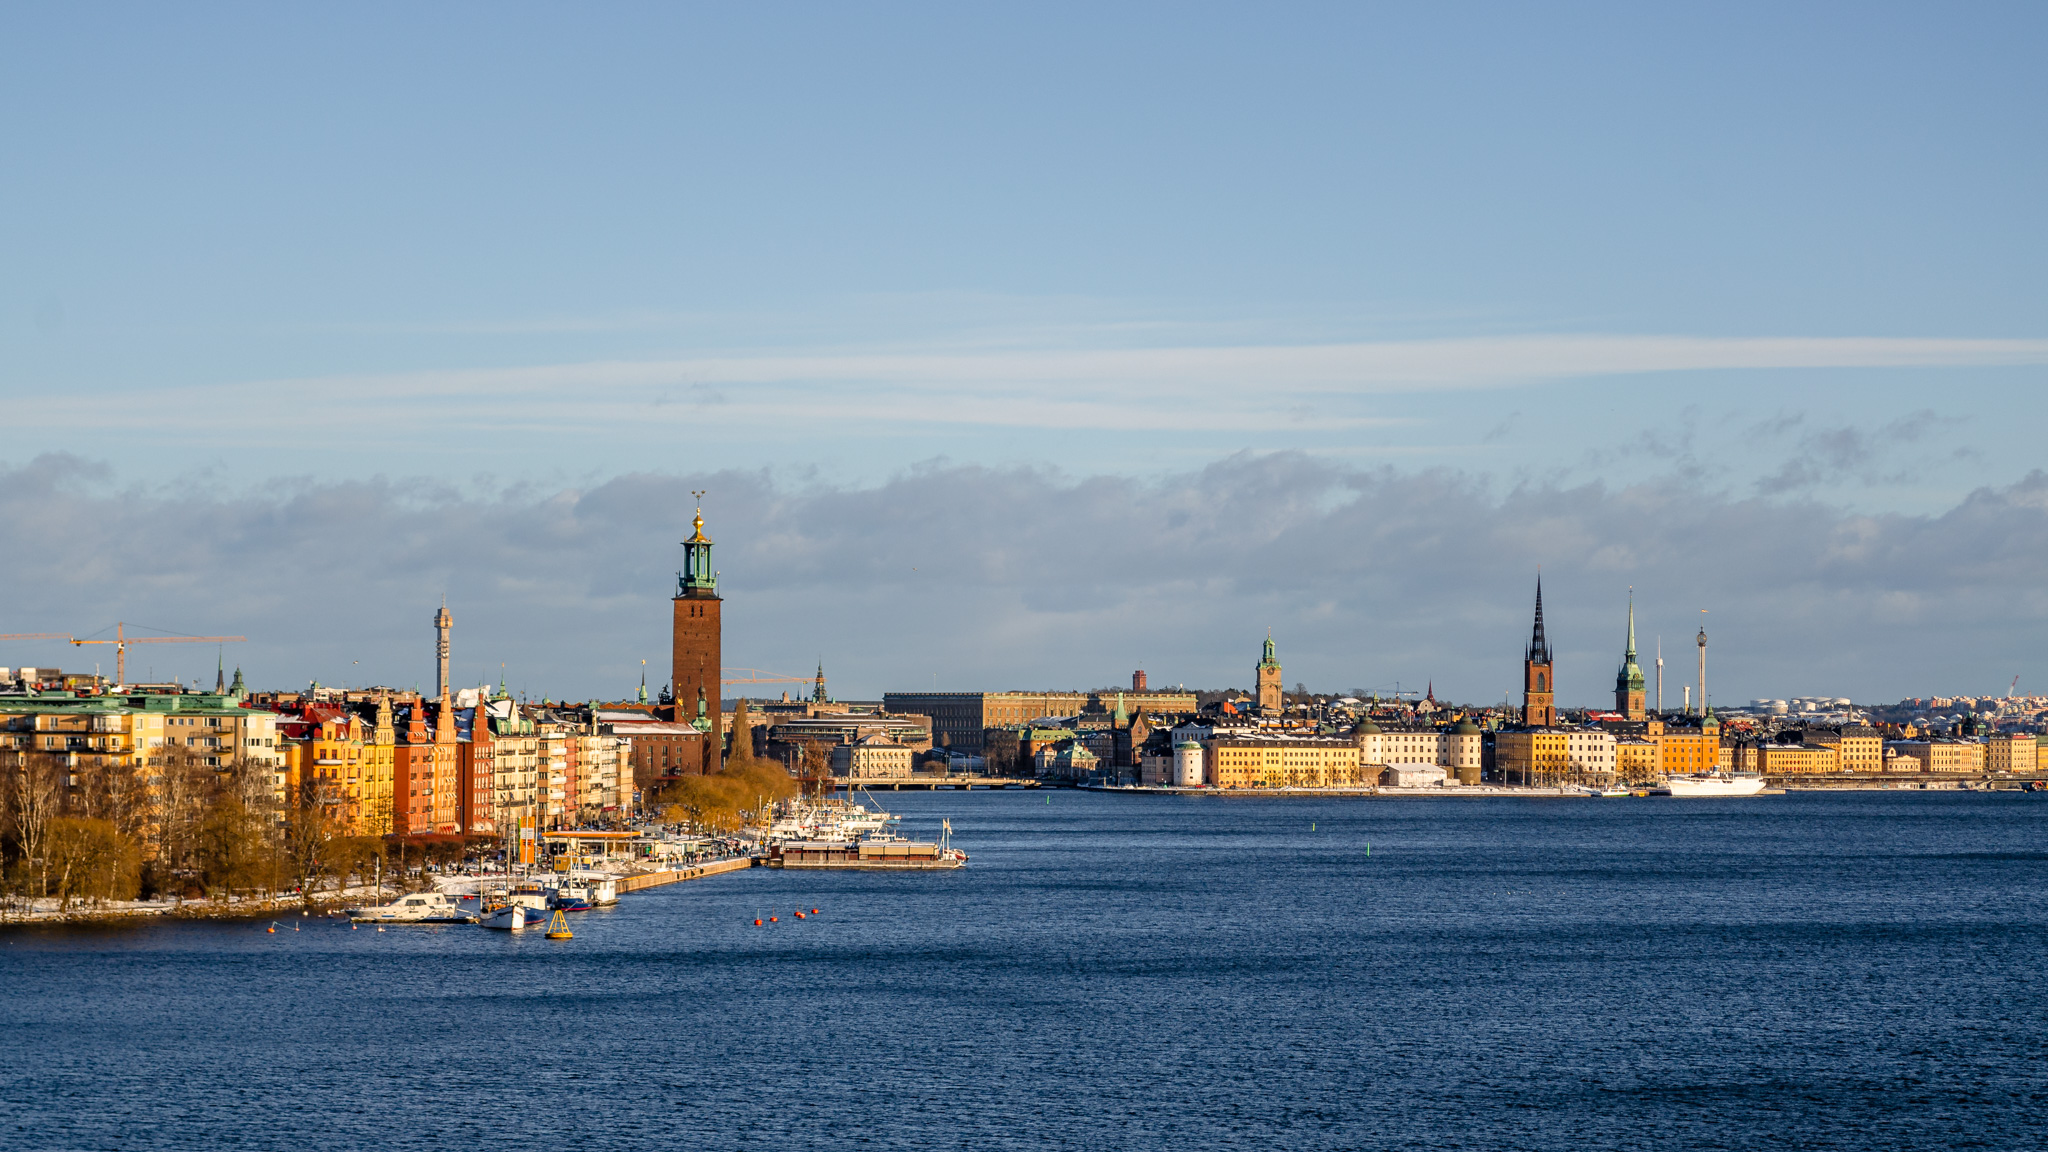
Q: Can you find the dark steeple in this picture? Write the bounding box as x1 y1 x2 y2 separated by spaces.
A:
1527 577 1552 664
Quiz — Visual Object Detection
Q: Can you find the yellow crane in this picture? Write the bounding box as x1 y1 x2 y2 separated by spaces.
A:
70 622 246 686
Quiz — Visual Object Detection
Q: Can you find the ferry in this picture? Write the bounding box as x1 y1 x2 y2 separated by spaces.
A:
345 892 477 923
1660 773 1769 798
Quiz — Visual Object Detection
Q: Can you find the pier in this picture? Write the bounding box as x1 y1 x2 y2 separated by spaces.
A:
836 775 1041 791
616 856 756 892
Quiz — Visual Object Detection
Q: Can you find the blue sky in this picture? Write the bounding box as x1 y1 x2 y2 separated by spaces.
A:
3 4 2045 701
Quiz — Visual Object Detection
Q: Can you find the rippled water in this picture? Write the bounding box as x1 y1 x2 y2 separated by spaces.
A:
3 791 2044 1150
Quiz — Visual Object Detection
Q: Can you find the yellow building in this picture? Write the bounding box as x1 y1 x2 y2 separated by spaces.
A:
1889 739 1985 774
1615 737 1660 782
1754 744 1840 777
1652 717 1722 777
1207 736 1365 789
1986 733 2037 775
1491 730 1570 786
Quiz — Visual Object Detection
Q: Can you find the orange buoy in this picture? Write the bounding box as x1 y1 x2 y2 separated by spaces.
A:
753 919 762 925
267 925 276 933
795 912 805 919
769 916 778 922
811 908 820 914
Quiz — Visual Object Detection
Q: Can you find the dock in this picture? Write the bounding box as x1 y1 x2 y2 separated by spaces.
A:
616 856 756 893
836 775 1041 791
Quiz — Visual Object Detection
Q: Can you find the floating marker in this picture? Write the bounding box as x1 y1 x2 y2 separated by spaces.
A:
811 908 820 915
795 912 806 919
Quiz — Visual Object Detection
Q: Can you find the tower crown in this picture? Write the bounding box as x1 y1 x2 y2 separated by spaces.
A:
678 498 719 598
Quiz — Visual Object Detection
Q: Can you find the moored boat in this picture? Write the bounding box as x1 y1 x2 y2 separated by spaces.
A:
345 892 477 923
1660 773 1768 797
479 904 529 930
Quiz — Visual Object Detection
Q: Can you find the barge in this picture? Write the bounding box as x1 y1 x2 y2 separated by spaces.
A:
768 824 966 870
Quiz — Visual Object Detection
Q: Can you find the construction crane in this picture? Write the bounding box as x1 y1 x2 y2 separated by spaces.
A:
70 622 246 686
721 668 810 687
0 633 72 643
2008 675 2021 700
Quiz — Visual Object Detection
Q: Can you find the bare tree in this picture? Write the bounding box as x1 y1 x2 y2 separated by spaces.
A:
10 760 62 899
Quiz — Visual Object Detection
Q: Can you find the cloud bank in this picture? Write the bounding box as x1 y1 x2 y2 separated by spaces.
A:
3 451 2043 706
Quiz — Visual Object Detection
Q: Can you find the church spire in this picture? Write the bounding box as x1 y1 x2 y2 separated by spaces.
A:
1527 576 1552 664
1614 586 1646 720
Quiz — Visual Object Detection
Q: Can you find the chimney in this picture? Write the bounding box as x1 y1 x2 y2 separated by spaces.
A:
1133 670 1147 692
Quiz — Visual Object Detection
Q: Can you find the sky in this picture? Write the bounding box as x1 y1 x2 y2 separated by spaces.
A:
3 4 2045 704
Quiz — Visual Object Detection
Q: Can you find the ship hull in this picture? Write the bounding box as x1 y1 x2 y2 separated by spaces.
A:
1663 775 1768 797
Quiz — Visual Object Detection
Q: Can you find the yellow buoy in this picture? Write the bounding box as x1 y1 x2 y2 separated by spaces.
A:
545 909 573 940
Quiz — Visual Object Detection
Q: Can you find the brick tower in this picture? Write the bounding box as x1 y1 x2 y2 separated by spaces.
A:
671 495 722 775
1523 577 1555 727
1256 633 1283 718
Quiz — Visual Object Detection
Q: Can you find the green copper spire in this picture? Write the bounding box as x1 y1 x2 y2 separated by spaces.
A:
1259 632 1279 670
1616 589 1645 694
677 495 718 598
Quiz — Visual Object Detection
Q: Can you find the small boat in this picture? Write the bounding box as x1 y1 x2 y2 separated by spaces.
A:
345 892 477 923
479 904 528 931
1581 786 1631 797
548 884 595 912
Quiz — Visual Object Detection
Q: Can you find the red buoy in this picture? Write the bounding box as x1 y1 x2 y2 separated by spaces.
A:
753 919 762 925
811 908 820 914
795 912 805 919
769 916 778 922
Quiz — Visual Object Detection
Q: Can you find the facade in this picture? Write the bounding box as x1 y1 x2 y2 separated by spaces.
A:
1492 729 1569 785
1986 733 2037 774
1754 743 1840 776
670 504 723 776
830 733 915 780
457 704 496 834
1205 735 1364 789
1256 636 1283 718
1888 739 1986 774
1033 739 1099 781
1614 592 1646 720
1653 717 1722 777
880 689 1199 751
1355 721 1482 783
1564 728 1618 777
1615 736 1659 781
1523 579 1555 727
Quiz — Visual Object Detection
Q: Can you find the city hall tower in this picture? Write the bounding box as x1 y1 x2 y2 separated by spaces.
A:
671 497 722 774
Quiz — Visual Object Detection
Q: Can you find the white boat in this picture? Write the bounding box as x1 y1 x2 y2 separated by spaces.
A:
1581 786 1631 797
479 904 529 930
345 892 476 923
1662 773 1768 797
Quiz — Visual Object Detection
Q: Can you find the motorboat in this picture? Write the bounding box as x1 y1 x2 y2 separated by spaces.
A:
548 884 595 912
1581 786 1631 797
479 904 529 930
1661 773 1769 797
345 892 477 923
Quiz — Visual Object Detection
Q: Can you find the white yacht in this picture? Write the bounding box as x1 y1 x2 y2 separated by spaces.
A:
345 892 476 923
1662 773 1768 797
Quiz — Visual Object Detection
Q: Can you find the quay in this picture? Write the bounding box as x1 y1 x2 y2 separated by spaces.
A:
617 855 756 892
835 775 1040 791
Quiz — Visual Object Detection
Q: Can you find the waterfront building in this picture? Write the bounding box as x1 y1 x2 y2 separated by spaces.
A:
1354 720 1482 784
1491 728 1569 786
1652 714 1723 776
830 733 915 780
1887 739 1985 774
456 702 496 834
1565 728 1618 777
0 684 282 800
1205 734 1364 789
670 501 723 776
881 688 1199 751
1524 579 1555 727
1614 592 1646 721
1256 635 1283 718
1615 735 1659 781
1034 738 1099 781
1754 743 1840 776
1985 732 2037 774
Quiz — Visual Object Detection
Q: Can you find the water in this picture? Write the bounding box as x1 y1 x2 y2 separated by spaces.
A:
3 791 2044 1151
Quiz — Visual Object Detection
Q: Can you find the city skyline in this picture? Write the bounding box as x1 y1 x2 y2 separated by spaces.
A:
5 6 2046 704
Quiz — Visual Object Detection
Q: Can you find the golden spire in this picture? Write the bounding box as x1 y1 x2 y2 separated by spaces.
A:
688 489 711 544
